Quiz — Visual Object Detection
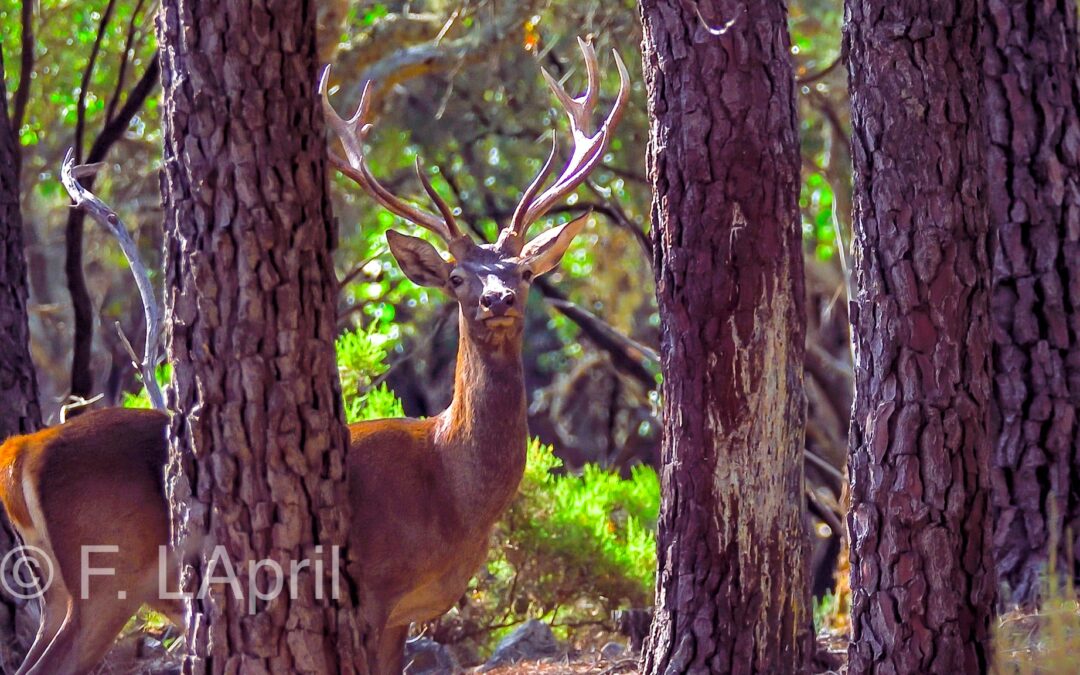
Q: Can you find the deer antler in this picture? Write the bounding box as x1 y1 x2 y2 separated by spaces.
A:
497 38 631 255
60 148 165 411
319 68 469 254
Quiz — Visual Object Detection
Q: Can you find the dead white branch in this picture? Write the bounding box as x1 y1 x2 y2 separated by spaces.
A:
60 148 165 411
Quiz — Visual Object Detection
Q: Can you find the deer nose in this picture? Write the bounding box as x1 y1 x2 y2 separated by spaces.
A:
480 289 516 316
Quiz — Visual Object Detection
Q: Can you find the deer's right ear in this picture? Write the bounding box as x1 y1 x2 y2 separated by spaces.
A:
386 230 451 288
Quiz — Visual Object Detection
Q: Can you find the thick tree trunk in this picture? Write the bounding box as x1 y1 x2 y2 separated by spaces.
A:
157 2 369 672
0 50 43 670
638 1 811 672
982 0 1080 606
845 1 996 673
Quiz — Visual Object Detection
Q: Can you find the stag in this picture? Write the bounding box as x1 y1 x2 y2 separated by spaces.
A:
321 36 628 672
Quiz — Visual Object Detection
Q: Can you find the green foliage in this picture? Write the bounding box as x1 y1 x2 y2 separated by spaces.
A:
814 589 840 633
336 322 404 423
121 323 406 422
120 364 171 409
437 440 659 654
501 440 658 608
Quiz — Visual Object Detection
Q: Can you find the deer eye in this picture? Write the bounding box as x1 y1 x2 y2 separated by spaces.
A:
449 274 464 287
521 270 534 283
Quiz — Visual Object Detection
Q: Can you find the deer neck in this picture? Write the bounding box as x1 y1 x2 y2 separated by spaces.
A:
434 312 528 519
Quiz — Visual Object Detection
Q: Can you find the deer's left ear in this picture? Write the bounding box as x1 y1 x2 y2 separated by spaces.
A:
517 211 590 278
386 230 451 288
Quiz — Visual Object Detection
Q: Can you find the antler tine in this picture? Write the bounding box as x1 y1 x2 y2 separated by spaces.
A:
319 66 457 244
413 157 466 242
498 131 559 251
539 38 600 136
502 43 631 254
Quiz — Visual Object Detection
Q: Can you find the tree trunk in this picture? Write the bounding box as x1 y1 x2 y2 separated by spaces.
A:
0 49 43 671
638 1 811 672
157 2 369 672
982 0 1080 606
844 1 996 673
64 209 95 400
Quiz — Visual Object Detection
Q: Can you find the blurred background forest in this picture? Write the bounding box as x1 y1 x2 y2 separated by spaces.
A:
1 0 854 664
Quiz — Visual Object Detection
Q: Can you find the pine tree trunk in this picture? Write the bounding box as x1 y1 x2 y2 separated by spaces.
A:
0 48 42 671
845 1 996 672
157 1 369 672
982 0 1080 606
638 1 811 672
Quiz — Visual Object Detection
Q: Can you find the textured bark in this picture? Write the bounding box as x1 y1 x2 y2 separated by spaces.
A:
845 1 996 673
0 48 42 670
982 0 1080 606
638 1 811 672
157 1 369 672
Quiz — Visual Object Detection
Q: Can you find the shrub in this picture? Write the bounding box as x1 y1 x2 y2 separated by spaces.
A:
336 322 404 422
429 440 659 660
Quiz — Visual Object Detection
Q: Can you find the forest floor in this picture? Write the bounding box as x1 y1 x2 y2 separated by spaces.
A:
94 602 1079 674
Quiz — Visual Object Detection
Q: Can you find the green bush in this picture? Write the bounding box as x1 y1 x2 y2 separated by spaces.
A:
431 440 659 658
501 440 658 612
336 322 404 422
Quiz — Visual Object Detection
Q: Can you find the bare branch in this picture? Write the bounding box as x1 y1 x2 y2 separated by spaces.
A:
65 53 160 398
340 0 544 101
804 445 845 488
584 182 653 260
74 0 118 162
104 0 150 125
806 485 845 539
797 55 843 85
61 149 164 411
534 278 659 390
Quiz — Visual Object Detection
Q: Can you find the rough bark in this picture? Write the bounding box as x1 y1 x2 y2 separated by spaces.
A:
0 48 42 670
844 1 996 673
157 1 369 672
638 1 811 672
982 0 1080 606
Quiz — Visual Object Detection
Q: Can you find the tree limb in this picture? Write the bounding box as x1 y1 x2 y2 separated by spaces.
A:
65 53 160 398
536 278 659 390
336 0 544 102
797 55 842 85
104 0 149 125
74 0 117 162
61 150 163 411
